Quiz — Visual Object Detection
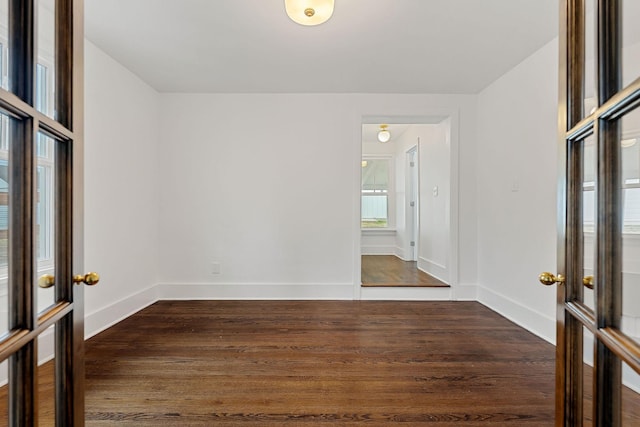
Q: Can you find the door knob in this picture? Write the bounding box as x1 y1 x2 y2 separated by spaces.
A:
38 274 55 288
37 272 100 288
539 272 565 286
583 275 594 290
73 272 100 286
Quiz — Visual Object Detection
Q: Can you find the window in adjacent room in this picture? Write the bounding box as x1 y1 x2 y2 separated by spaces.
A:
361 158 391 228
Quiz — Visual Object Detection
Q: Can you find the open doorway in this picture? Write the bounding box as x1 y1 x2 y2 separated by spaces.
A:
360 119 451 288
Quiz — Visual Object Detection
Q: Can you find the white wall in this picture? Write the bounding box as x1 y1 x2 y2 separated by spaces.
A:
157 94 478 299
83 40 161 337
417 123 450 281
476 39 559 342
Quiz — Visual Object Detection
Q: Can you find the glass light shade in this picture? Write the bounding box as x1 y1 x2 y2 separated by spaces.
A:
285 0 334 26
377 130 391 143
621 138 637 148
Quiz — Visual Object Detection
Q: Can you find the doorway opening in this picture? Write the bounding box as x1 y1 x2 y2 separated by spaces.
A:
359 117 453 289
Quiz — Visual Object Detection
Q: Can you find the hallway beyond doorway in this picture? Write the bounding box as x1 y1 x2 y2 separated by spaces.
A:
361 255 448 287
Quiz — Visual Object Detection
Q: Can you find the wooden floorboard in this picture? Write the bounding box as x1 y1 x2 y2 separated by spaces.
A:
84 301 555 426
0 300 639 425
361 255 448 287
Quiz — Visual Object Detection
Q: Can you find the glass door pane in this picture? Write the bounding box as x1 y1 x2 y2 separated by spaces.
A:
36 0 55 119
622 0 640 89
621 107 640 346
583 134 596 311
35 133 55 314
37 325 55 426
0 113 8 337
622 361 640 425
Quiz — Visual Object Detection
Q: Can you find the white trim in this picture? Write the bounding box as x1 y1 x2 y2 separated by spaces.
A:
451 283 478 301
361 245 397 255
360 286 452 301
394 246 407 260
361 228 397 235
157 283 354 300
418 256 448 283
477 284 556 345
84 285 158 339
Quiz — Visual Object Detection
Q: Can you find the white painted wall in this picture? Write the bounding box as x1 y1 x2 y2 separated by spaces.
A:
476 33 640 345
476 39 559 342
157 94 478 299
418 123 450 281
83 40 161 337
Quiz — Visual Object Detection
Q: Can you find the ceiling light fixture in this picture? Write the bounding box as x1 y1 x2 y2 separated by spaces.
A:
377 124 391 143
621 138 637 148
285 0 334 26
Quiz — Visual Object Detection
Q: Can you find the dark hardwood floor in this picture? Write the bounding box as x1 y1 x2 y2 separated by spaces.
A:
361 255 448 287
1 301 639 425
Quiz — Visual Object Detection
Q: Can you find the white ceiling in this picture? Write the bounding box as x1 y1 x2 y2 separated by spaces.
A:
85 0 558 94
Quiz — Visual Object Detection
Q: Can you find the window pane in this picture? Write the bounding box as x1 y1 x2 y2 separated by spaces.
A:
37 325 55 426
361 194 388 228
0 112 9 337
37 0 55 118
35 133 55 314
621 107 640 347
583 134 596 311
361 158 390 228
622 361 640 426
0 360 7 426
622 0 640 91
0 1 8 91
584 0 596 118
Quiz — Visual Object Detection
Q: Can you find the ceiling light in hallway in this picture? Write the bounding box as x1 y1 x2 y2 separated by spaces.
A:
377 124 391 143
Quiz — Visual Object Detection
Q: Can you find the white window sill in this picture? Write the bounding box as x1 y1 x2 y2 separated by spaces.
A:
361 228 397 235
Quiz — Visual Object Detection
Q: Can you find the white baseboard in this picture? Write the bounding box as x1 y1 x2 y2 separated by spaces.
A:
157 283 355 300
477 284 556 345
84 284 158 340
418 257 448 283
360 286 452 301
394 246 406 260
361 245 396 255
451 283 477 300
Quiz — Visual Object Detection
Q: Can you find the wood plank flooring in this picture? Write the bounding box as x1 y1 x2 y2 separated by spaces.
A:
361 255 448 287
1 300 639 426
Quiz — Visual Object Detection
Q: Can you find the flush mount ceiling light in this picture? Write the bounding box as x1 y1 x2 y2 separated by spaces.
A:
377 124 391 143
285 0 334 26
621 138 637 148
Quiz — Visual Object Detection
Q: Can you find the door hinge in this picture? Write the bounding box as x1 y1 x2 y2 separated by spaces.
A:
410 161 415 167
410 241 415 247
410 201 415 207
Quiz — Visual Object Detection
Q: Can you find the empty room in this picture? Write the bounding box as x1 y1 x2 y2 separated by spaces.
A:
1 0 639 425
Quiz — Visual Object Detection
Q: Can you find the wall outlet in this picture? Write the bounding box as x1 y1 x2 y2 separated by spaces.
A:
211 262 221 274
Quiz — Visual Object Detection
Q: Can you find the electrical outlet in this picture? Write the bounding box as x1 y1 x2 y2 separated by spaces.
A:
211 262 221 275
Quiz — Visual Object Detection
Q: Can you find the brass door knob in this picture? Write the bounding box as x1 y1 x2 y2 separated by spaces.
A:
38 274 55 289
73 272 100 286
583 275 594 290
539 272 565 286
37 272 100 288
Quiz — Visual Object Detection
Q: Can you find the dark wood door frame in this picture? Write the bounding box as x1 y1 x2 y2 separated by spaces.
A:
0 0 85 425
556 0 640 425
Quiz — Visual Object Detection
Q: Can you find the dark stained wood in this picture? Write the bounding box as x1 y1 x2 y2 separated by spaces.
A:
361 255 448 287
0 300 639 425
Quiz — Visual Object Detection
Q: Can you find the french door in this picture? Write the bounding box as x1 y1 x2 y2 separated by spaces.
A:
546 0 640 425
0 0 87 425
